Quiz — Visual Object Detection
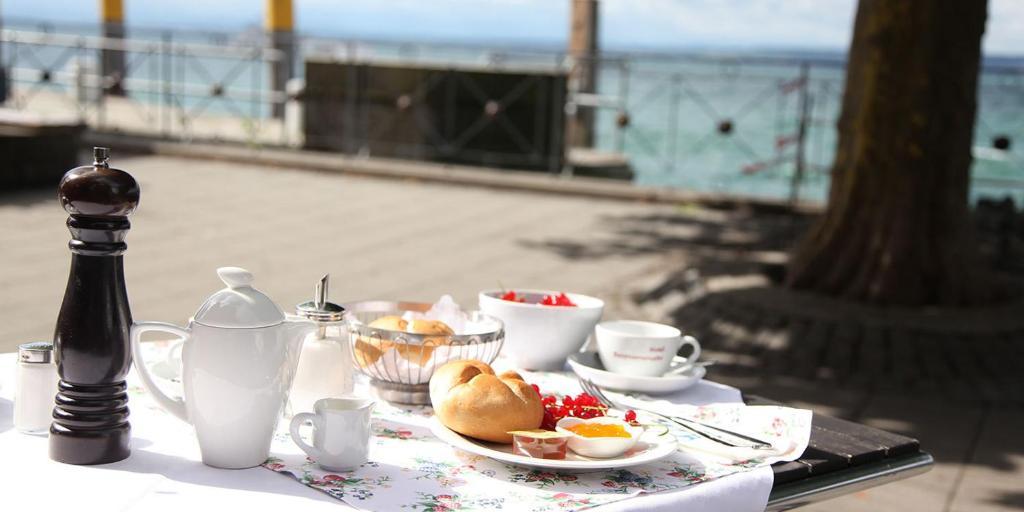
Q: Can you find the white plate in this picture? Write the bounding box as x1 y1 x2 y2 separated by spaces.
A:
429 417 677 470
567 352 705 394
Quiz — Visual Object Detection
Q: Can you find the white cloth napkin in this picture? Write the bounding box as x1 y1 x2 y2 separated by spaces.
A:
540 373 781 512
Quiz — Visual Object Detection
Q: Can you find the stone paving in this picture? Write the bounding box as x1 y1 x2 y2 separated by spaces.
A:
0 154 673 350
2 154 1022 511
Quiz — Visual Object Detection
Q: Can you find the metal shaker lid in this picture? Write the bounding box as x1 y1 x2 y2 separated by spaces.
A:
296 274 346 322
19 342 54 364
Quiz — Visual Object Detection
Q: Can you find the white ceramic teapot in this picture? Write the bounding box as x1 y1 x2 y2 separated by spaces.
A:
131 267 316 469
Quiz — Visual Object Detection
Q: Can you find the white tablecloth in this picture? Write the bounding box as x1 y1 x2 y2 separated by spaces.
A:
0 352 778 512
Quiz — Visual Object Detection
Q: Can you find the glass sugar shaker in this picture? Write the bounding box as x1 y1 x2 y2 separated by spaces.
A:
14 342 59 435
290 274 353 415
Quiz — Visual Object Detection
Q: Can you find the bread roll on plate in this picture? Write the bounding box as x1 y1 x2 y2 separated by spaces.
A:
429 360 543 443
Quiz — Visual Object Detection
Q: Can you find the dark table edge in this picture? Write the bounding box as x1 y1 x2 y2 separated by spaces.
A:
765 451 933 510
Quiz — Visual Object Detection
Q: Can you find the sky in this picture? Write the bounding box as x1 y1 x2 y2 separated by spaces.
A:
4 0 1023 55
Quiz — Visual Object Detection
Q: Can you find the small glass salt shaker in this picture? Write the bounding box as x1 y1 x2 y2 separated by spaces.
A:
14 342 59 435
290 274 354 415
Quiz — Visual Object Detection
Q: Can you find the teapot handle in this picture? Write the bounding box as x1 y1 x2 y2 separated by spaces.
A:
130 321 191 423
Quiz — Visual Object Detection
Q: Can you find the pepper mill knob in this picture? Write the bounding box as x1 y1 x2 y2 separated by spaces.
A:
58 147 140 218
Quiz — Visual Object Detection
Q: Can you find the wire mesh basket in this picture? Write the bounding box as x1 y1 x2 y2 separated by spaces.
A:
346 300 504 404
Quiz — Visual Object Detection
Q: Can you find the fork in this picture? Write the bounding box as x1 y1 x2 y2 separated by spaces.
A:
578 378 774 450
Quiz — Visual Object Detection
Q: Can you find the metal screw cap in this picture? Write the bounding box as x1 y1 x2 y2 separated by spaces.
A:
19 341 54 364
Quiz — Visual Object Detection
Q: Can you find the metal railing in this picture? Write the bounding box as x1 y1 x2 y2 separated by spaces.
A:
0 20 1020 205
1 27 286 144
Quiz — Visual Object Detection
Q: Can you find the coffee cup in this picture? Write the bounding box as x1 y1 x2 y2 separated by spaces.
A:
289 396 376 471
595 320 701 377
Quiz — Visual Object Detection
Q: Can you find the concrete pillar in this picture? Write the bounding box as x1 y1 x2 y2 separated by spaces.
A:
100 0 127 96
567 0 599 148
266 0 296 118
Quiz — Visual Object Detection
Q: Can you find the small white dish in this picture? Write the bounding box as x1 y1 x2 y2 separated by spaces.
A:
567 352 705 394
429 417 676 471
556 416 641 458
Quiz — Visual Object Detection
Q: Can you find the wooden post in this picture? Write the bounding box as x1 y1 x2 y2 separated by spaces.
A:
567 0 599 148
100 0 126 96
266 0 295 119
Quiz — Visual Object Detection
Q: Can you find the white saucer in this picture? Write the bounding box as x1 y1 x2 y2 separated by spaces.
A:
429 417 677 470
567 352 705 394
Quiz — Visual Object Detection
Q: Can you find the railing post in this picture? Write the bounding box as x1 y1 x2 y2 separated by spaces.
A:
790 62 811 207
100 0 127 96
666 73 681 174
266 0 296 119
74 38 88 123
614 60 629 153
161 31 171 137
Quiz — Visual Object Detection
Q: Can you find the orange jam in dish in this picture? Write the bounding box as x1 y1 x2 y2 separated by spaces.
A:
565 423 631 438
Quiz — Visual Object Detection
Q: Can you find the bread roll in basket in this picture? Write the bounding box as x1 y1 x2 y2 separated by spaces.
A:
429 360 543 443
354 316 454 367
346 300 505 404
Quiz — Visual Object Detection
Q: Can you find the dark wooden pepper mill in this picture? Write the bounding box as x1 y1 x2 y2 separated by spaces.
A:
50 147 140 465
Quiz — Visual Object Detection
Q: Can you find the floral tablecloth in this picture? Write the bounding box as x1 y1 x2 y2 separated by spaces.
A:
263 370 812 512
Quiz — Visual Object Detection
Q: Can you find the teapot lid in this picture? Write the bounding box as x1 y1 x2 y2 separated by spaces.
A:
193 267 285 328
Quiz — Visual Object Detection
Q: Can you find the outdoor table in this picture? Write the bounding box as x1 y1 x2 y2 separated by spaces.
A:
0 351 930 510
747 395 933 510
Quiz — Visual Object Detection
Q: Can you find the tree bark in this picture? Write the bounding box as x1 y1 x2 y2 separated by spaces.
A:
787 0 993 306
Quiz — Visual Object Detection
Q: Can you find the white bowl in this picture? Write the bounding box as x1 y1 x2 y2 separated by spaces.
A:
556 416 642 458
479 289 603 370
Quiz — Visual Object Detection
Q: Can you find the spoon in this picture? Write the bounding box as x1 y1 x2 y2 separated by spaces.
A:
662 359 716 376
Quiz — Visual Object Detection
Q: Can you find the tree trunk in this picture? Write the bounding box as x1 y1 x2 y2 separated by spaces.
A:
787 0 993 306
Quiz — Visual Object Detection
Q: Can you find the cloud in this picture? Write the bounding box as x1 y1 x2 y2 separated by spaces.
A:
602 0 857 49
987 0 1024 54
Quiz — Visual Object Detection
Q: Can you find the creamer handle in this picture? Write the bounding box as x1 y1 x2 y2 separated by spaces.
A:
290 413 325 461
130 321 191 423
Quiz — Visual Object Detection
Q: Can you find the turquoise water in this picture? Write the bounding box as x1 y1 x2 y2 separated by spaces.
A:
586 57 1024 205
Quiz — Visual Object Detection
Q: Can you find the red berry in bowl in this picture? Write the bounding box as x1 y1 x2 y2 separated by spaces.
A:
500 290 526 303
